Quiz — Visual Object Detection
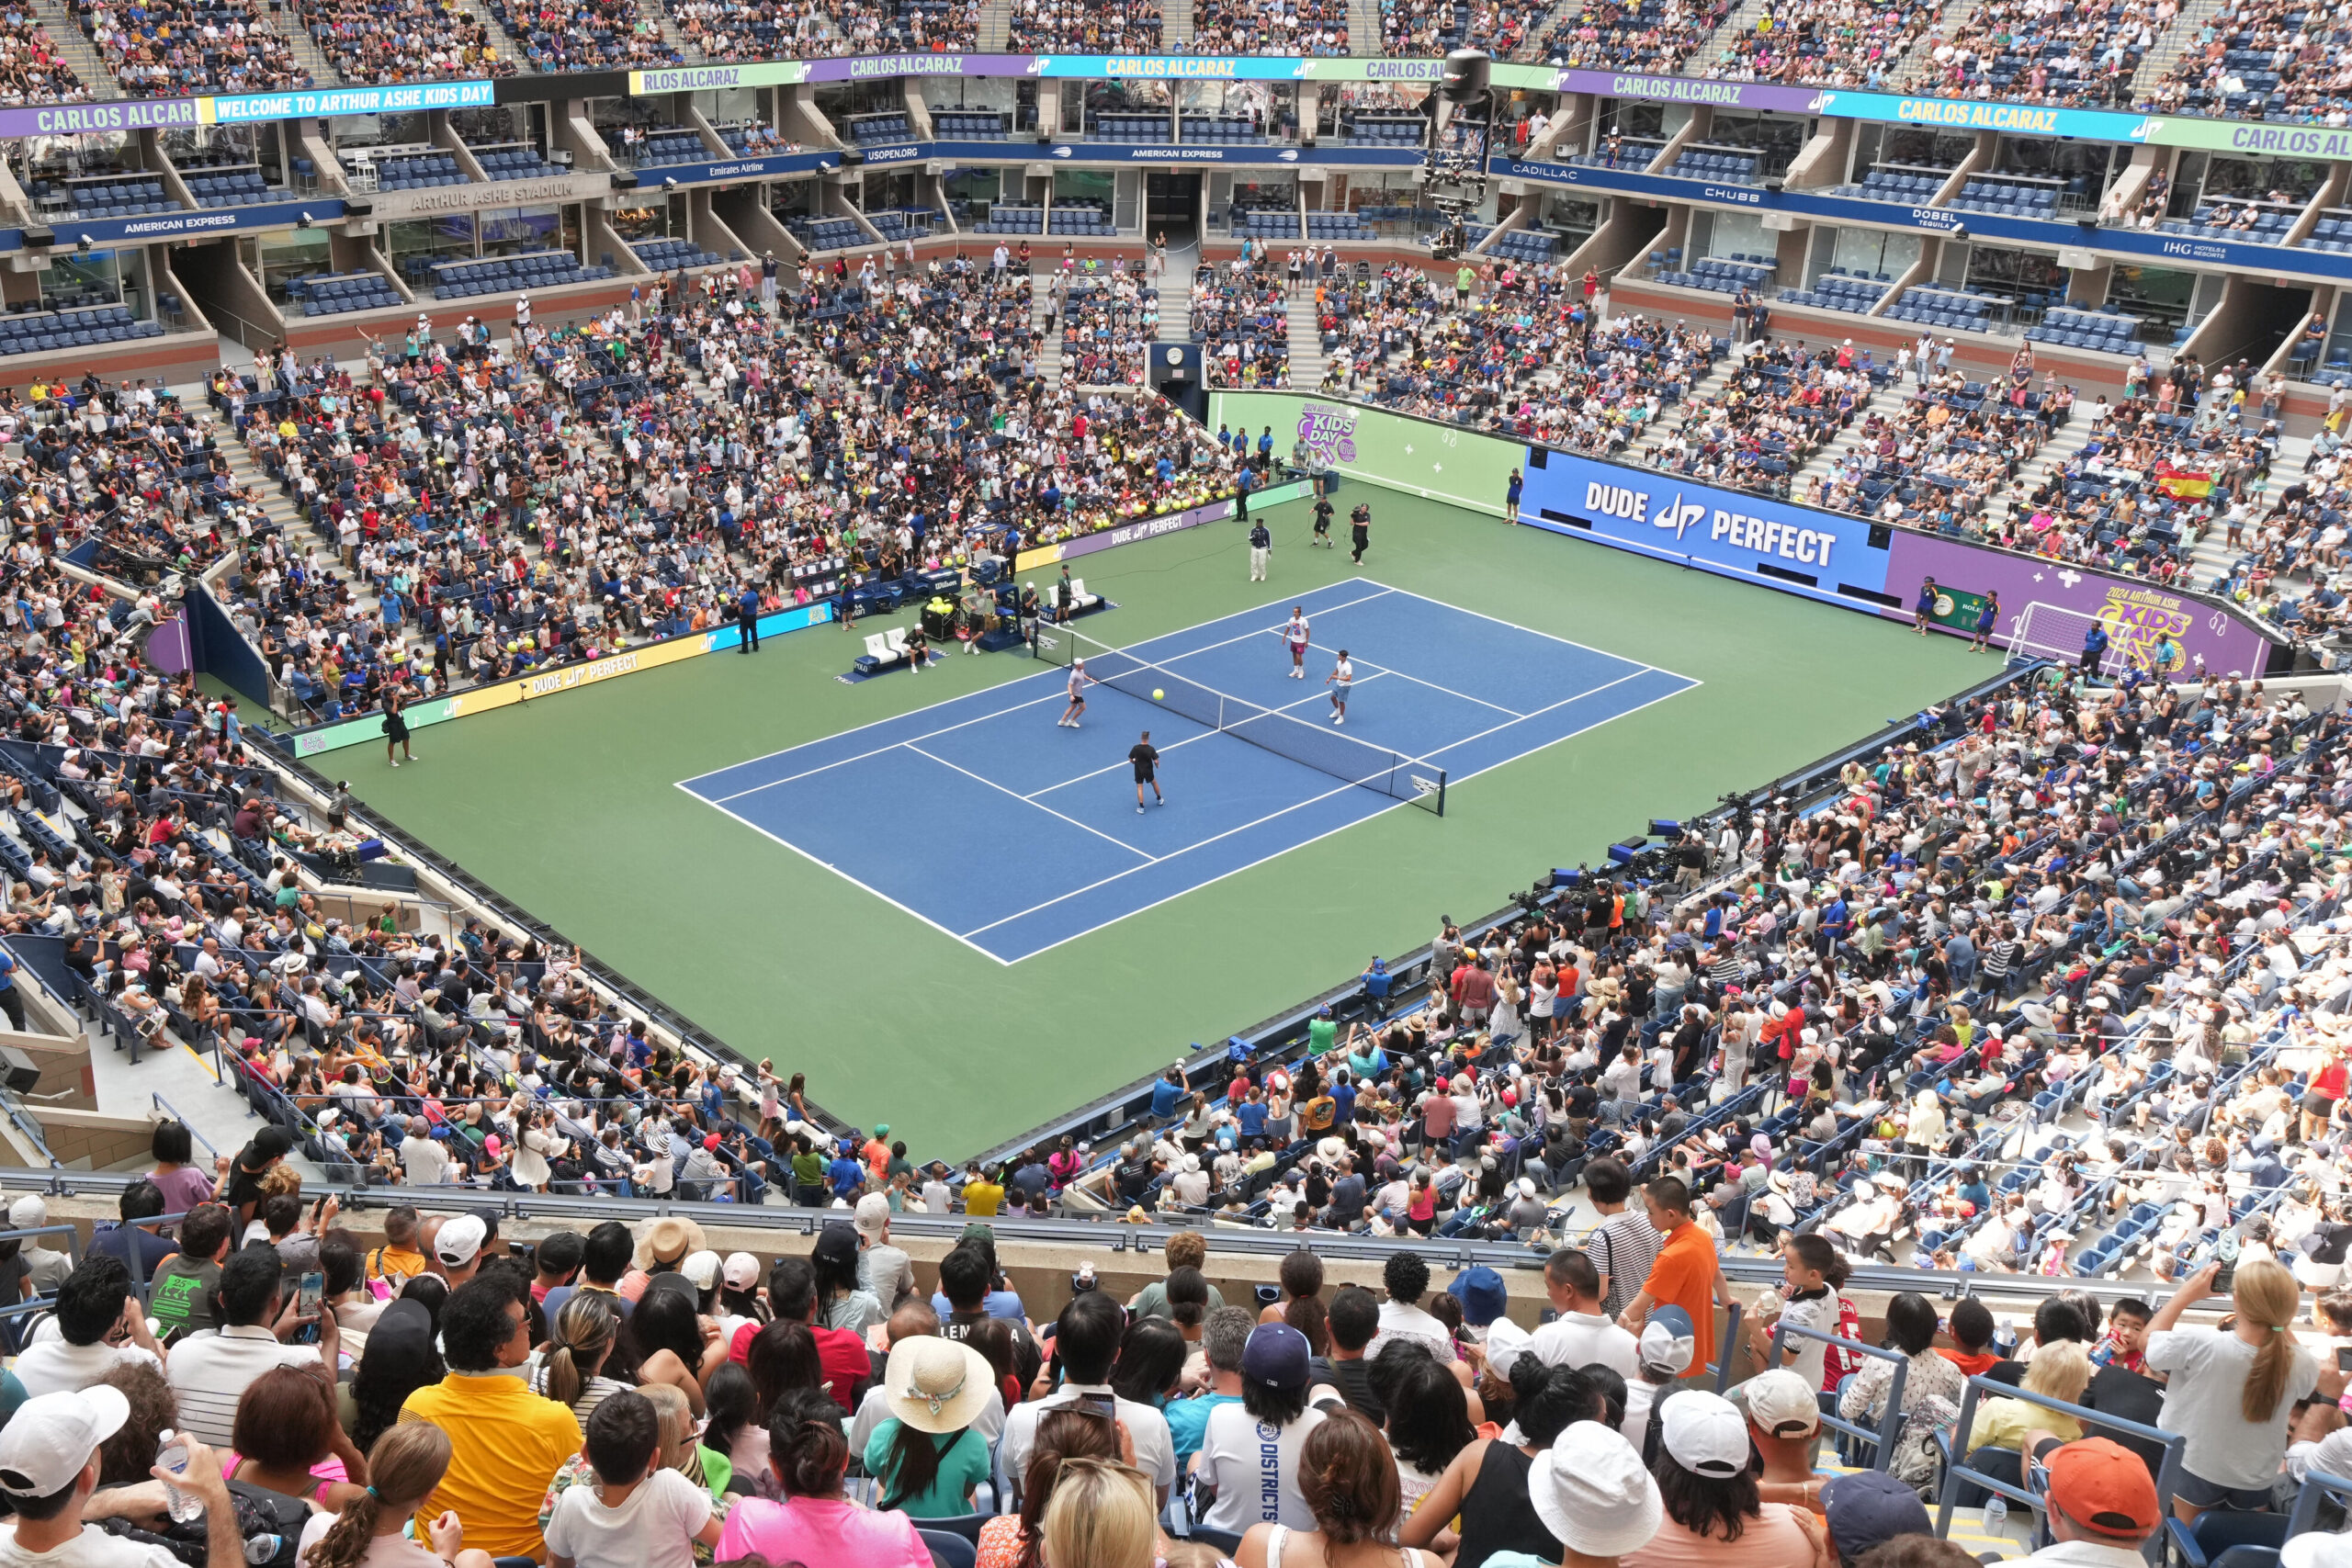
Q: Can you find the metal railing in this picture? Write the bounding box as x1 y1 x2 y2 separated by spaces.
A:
1769 1319 1909 1471
1935 1373 2186 1549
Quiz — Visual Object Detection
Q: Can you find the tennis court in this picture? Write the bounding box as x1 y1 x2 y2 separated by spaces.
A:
680 580 1698 963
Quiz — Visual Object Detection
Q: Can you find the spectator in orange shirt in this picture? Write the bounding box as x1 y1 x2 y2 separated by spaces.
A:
1615 1177 1732 1366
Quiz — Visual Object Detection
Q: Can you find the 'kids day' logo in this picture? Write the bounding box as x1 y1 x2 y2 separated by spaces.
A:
1296 402 1358 467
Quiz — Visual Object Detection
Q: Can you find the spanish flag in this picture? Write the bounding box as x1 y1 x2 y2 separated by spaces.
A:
2154 460 2213 499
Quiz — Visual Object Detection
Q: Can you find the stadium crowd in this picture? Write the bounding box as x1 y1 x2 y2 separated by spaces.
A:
286 0 514 84
62 0 310 95
0 12 88 105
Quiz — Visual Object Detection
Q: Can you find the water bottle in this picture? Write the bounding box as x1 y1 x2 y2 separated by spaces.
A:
155 1431 202 1525
1983 1493 2009 1533
244 1537 282 1565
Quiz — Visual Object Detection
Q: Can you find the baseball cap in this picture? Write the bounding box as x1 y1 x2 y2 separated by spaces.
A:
681 1250 721 1291
721 1251 762 1290
2045 1438 2160 1538
0 1386 130 1496
1241 1323 1312 1392
434 1213 486 1268
854 1191 892 1240
1528 1423 1662 1557
7 1195 44 1229
1660 1391 1751 1479
2283 1534 2352 1568
1639 1305 1697 1375
1822 1471 1932 1562
1447 1266 1509 1328
1737 1368 1821 1438
811 1220 860 1275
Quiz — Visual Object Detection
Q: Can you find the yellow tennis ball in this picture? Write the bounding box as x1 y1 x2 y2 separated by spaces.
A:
1153 689 1165 701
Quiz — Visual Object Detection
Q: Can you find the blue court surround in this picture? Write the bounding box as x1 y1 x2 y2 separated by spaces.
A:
678 581 1699 964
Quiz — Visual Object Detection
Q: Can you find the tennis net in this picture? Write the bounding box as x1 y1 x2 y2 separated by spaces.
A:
1034 624 1446 816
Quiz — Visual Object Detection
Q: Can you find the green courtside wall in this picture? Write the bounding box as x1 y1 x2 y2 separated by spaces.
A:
1215 394 1522 518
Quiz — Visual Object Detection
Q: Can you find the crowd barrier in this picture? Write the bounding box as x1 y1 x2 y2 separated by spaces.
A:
1207 391 2289 682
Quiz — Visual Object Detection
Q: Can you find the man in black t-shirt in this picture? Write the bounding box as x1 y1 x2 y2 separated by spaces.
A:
1130 731 1162 813
1312 1284 1385 1420
1349 502 1372 564
1311 496 1335 547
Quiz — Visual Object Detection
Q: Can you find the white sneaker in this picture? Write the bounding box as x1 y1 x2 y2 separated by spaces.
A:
390 760 400 768
1137 806 1146 814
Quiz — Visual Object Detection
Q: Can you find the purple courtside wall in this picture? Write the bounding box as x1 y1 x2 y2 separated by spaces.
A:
1882 532 2274 675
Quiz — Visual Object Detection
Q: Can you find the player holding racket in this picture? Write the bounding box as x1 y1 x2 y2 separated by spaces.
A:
1057 658 1096 728
1282 607 1310 679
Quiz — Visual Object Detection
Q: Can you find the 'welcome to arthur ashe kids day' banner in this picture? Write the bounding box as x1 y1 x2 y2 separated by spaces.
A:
1215 391 2279 677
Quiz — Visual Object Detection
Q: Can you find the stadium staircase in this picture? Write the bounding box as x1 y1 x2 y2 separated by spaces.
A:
1346 0 1379 51
2120 0 2223 97
27 0 120 102
1037 279 1062 380
1164 0 1194 49
276 19 338 90
978 0 1013 48
1285 288 1325 391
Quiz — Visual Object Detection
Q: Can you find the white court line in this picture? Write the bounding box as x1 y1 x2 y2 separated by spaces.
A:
979 671 1702 963
1424 665 1665 761
903 742 1159 863
694 582 1400 803
1336 656 1523 717
668 781 1015 968
1021 671 1394 796
1368 581 1703 686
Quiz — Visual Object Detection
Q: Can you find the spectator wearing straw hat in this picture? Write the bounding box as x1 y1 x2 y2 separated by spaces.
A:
864 1337 993 1518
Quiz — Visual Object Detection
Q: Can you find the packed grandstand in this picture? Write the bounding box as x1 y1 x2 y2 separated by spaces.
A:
0 0 2351 1565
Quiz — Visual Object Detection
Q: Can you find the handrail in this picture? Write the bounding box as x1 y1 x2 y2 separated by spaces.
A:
150 1095 216 1159
1769 1319 1908 1471
1934 1372 2186 1541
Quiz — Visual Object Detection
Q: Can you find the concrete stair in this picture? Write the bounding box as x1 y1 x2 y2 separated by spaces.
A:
1349 0 1379 51
1038 281 1062 379
1285 292 1323 391
2122 0 2222 101
1626 348 1748 457
271 12 338 88
1164 0 1194 47
27 0 118 99
2185 426 2316 593
979 0 1013 48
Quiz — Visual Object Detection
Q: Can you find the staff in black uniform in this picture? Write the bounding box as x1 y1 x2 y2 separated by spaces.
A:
1350 502 1373 564
382 693 413 769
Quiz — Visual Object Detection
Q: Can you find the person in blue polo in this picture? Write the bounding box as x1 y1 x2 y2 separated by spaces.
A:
737 584 761 653
1914 576 1938 636
1257 426 1275 472
2082 619 2109 676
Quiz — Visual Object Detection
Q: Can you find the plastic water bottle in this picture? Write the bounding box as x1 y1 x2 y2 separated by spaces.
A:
243 1537 282 1565
155 1431 201 1525
1983 1493 2009 1533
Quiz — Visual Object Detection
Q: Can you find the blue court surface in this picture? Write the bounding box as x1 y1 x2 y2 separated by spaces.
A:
678 581 1699 964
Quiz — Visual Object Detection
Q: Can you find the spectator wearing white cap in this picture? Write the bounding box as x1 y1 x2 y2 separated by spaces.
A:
854 1194 916 1311
1623 1391 1826 1568
1623 1307 1698 1453
1734 1369 1824 1510
0 1385 244 1568
12 1195 72 1296
432 1215 488 1289
1473 1420 1663 1568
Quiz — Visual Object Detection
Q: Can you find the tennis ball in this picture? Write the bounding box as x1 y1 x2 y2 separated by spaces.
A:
1153 689 1165 700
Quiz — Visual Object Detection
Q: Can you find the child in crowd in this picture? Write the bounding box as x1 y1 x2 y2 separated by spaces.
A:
545 1391 724 1568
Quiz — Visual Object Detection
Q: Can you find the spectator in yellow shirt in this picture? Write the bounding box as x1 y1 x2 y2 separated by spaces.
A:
401 1277 583 1560
962 1163 1005 1217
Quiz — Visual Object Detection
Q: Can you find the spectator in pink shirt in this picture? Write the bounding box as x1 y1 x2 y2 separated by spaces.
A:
717 1388 929 1568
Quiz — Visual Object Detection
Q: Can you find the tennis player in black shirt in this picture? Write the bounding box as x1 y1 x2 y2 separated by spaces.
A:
1130 731 1162 814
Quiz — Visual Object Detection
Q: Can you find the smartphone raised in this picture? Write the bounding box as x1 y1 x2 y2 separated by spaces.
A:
2336 1345 2352 1373
297 1270 324 1319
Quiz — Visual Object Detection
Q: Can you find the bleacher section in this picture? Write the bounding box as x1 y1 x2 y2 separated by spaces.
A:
368 151 466 189
2023 306 2144 353
1306 212 1373 242
176 158 278 209
1480 228 1556 264
1652 253 1775 295
865 208 937 241
1234 207 1301 240
1343 116 1421 148
1048 200 1114 237
1779 270 1892 314
472 144 567 180
934 110 1007 139
1836 165 1954 203
0 305 163 354
429 249 609 299
1665 145 1762 184
847 112 914 145
34 174 172 218
1180 115 1261 144
968 204 1043 235
630 237 723 270
1884 284 2000 333
787 216 866 250
634 129 711 166
2307 211 2352 252
1946 175 2061 217
1088 113 1171 142
2165 201 2299 244
288 272 403 315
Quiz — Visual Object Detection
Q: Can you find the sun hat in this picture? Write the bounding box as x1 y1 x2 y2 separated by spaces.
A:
634 1215 707 1270
885 1336 994 1434
0 1387 130 1496
1737 1368 1822 1438
1660 1390 1751 1478
1446 1266 1509 1327
1528 1422 1663 1556
1822 1470 1932 1562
